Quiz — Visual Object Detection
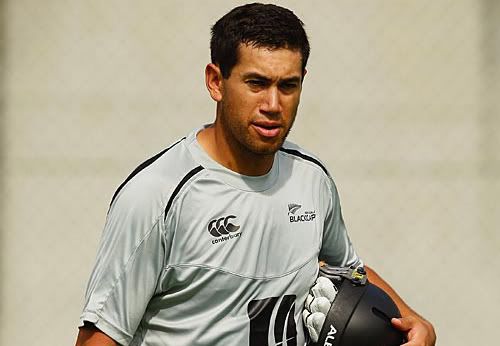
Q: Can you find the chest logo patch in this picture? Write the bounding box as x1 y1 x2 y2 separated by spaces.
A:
288 203 316 223
208 215 242 244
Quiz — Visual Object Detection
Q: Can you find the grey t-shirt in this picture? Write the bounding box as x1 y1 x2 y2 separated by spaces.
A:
79 128 361 346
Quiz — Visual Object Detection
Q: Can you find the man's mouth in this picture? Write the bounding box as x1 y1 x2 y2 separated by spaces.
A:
251 121 281 138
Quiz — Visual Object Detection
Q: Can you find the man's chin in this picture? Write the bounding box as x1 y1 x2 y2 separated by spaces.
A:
249 140 284 156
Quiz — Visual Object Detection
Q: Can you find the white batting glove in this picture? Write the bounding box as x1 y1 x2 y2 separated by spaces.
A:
302 276 338 343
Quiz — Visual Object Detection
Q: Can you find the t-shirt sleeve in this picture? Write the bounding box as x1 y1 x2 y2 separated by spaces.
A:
319 177 363 268
79 186 167 345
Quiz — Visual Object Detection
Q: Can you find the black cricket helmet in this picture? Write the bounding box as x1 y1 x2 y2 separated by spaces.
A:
307 266 406 346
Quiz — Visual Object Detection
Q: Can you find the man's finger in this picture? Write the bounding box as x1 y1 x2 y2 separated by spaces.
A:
391 317 412 331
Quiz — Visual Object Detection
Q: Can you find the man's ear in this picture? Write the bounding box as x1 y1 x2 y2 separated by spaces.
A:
205 63 224 102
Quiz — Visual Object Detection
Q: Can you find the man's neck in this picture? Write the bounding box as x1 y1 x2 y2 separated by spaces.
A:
197 125 275 176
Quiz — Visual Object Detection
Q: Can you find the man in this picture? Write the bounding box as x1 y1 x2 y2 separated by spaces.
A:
76 3 436 346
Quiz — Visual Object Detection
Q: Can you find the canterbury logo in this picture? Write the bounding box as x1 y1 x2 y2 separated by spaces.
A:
208 215 240 237
288 203 302 215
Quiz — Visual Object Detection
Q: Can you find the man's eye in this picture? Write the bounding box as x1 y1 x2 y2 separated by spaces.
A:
280 83 298 90
247 80 265 86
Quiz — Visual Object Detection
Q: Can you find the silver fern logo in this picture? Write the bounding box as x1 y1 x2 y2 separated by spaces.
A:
288 203 302 215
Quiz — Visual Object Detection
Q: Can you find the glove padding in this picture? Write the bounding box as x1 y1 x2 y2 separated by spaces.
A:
302 276 338 343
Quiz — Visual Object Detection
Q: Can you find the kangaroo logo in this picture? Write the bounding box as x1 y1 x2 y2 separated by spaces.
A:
207 215 240 237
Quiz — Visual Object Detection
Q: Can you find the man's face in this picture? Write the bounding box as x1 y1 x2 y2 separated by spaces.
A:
217 44 304 156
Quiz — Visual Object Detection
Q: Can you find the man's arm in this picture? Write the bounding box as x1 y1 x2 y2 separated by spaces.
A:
75 324 118 346
365 265 436 346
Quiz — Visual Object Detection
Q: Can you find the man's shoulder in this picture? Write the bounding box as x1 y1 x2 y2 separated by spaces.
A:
108 137 203 212
279 140 330 177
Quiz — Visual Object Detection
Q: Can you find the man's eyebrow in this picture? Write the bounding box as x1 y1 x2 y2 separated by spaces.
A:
242 72 271 81
242 73 302 83
280 76 302 84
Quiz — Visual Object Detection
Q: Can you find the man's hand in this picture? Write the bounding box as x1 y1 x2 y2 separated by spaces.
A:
391 315 436 346
302 276 338 342
364 265 436 346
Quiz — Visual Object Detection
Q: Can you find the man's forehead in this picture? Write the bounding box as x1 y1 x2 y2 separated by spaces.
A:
234 44 303 78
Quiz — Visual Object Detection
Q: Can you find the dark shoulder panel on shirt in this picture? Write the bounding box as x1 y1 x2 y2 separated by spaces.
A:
109 137 186 209
279 144 331 177
107 137 205 217
163 165 204 221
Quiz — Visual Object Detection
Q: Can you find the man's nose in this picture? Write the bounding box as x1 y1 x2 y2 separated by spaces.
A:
260 87 282 115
